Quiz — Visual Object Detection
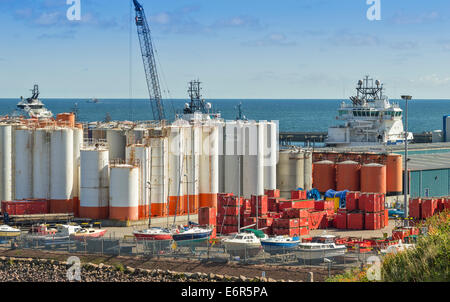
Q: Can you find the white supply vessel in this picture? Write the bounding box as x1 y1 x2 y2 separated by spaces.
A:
15 85 53 118
326 76 413 147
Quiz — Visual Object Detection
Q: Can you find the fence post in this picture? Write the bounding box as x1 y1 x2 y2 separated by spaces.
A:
118 239 121 256
101 238 104 256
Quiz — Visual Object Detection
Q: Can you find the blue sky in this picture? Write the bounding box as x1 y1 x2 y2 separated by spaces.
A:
0 0 449 99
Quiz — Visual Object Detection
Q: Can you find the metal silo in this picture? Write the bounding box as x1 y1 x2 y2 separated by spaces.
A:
32 128 51 200
72 127 83 216
50 128 74 213
242 121 258 198
79 146 110 219
256 121 265 196
224 121 243 196
0 124 12 201
106 128 126 160
276 149 304 198
304 150 313 191
185 123 201 214
126 144 151 220
168 125 185 215
149 136 169 217
209 121 219 207
264 121 278 191
109 164 139 221
14 127 33 200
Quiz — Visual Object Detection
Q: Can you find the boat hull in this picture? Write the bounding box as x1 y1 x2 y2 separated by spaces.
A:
261 241 299 255
172 230 212 241
134 233 173 241
0 231 21 238
70 229 107 240
295 247 347 260
223 242 262 258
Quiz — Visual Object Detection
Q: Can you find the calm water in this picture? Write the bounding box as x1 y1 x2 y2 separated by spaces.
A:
0 98 448 133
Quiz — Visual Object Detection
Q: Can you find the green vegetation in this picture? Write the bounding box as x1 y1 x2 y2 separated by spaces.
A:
327 210 449 282
382 210 449 282
114 263 125 272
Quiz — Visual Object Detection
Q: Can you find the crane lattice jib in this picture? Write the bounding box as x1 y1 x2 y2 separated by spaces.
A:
133 0 165 121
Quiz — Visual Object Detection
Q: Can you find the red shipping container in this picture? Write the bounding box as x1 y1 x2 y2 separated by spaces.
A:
279 199 314 211
336 213 347 229
309 211 326 230
299 226 309 236
223 215 239 225
359 193 369 211
258 217 274 228
436 198 445 212
291 190 307 200
347 212 364 230
272 227 299 237
268 197 279 212
365 212 376 230
223 206 240 216
267 212 282 219
376 212 382 229
265 189 280 198
422 198 438 219
217 193 234 208
380 211 385 228
363 194 379 213
250 195 268 216
198 207 217 226
379 194 385 211
314 201 325 211
283 208 309 219
384 209 389 227
337 208 347 214
444 198 450 210
346 192 360 212
409 198 422 219
274 218 300 228
242 217 257 227
392 229 409 241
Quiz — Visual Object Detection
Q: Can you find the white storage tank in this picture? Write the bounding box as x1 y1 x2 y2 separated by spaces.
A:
72 127 83 214
304 150 313 191
32 128 51 200
223 121 243 196
277 149 304 199
126 144 151 220
79 147 110 219
149 136 169 217
50 128 74 213
264 121 278 191
106 128 126 160
200 121 219 208
109 164 139 221
0 124 12 201
14 127 33 200
242 121 259 198
168 125 185 216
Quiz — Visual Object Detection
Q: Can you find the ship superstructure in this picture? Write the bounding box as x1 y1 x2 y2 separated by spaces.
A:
16 85 53 119
325 76 413 147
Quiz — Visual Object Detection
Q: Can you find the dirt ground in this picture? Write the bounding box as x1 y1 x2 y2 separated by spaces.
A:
0 248 343 282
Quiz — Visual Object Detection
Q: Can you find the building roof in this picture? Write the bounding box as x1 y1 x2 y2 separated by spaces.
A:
404 153 450 171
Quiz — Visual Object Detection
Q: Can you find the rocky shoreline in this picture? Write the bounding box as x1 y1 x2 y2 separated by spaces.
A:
0 256 290 282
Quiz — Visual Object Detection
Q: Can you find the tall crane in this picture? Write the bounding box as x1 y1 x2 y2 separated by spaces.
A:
133 0 165 121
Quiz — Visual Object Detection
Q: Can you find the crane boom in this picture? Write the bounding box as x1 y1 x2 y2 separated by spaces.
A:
133 0 165 121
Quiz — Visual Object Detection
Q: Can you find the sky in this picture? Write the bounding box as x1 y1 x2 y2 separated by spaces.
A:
0 0 449 99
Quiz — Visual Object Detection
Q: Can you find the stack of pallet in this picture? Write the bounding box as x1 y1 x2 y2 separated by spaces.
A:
409 197 450 220
335 192 388 230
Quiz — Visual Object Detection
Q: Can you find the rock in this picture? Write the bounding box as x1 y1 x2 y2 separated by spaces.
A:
267 278 276 282
98 263 104 269
239 275 247 282
215 274 224 280
208 273 215 279
126 267 135 274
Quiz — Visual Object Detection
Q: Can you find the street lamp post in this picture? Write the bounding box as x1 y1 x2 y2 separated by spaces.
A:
401 95 412 221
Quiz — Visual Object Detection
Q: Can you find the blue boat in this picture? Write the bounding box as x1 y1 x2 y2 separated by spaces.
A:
171 226 213 241
260 236 300 254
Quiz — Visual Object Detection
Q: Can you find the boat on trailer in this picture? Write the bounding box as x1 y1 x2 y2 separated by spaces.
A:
133 227 173 241
222 229 267 258
260 236 300 254
295 235 347 260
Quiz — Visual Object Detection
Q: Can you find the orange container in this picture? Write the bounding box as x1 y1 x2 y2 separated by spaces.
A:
386 154 403 196
361 163 387 194
312 160 336 193
336 161 361 191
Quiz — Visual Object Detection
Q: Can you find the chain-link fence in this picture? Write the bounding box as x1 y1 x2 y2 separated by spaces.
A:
4 234 384 271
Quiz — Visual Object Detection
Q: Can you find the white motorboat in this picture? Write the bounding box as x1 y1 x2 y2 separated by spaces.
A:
296 235 347 260
260 236 300 255
380 240 415 254
222 229 267 258
326 76 413 147
0 225 21 238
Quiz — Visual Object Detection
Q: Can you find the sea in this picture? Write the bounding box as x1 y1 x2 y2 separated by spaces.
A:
0 98 448 133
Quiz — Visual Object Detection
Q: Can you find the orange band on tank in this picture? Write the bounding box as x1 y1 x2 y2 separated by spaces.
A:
168 196 185 216
109 206 138 221
150 203 167 217
138 205 150 220
49 199 74 214
199 193 218 208
79 206 109 219
183 195 199 215
73 197 80 217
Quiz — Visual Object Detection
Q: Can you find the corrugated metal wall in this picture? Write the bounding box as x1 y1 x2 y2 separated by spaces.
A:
410 168 450 198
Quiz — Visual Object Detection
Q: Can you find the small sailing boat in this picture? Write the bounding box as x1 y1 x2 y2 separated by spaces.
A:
133 227 173 241
222 229 266 258
260 235 301 255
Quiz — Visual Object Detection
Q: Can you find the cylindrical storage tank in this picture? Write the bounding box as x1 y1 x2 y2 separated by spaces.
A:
336 160 361 191
72 127 83 216
168 126 185 215
149 136 169 217
361 163 386 194
79 147 109 219
276 149 305 199
126 128 147 145
312 160 336 193
223 121 243 196
304 151 313 191
264 121 277 191
14 127 33 200
126 144 151 220
190 124 201 214
182 126 192 215
242 121 258 198
386 154 402 196
109 164 139 221
106 128 126 160
33 128 51 200
0 125 13 201
256 122 266 196
50 128 74 213
199 122 219 208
